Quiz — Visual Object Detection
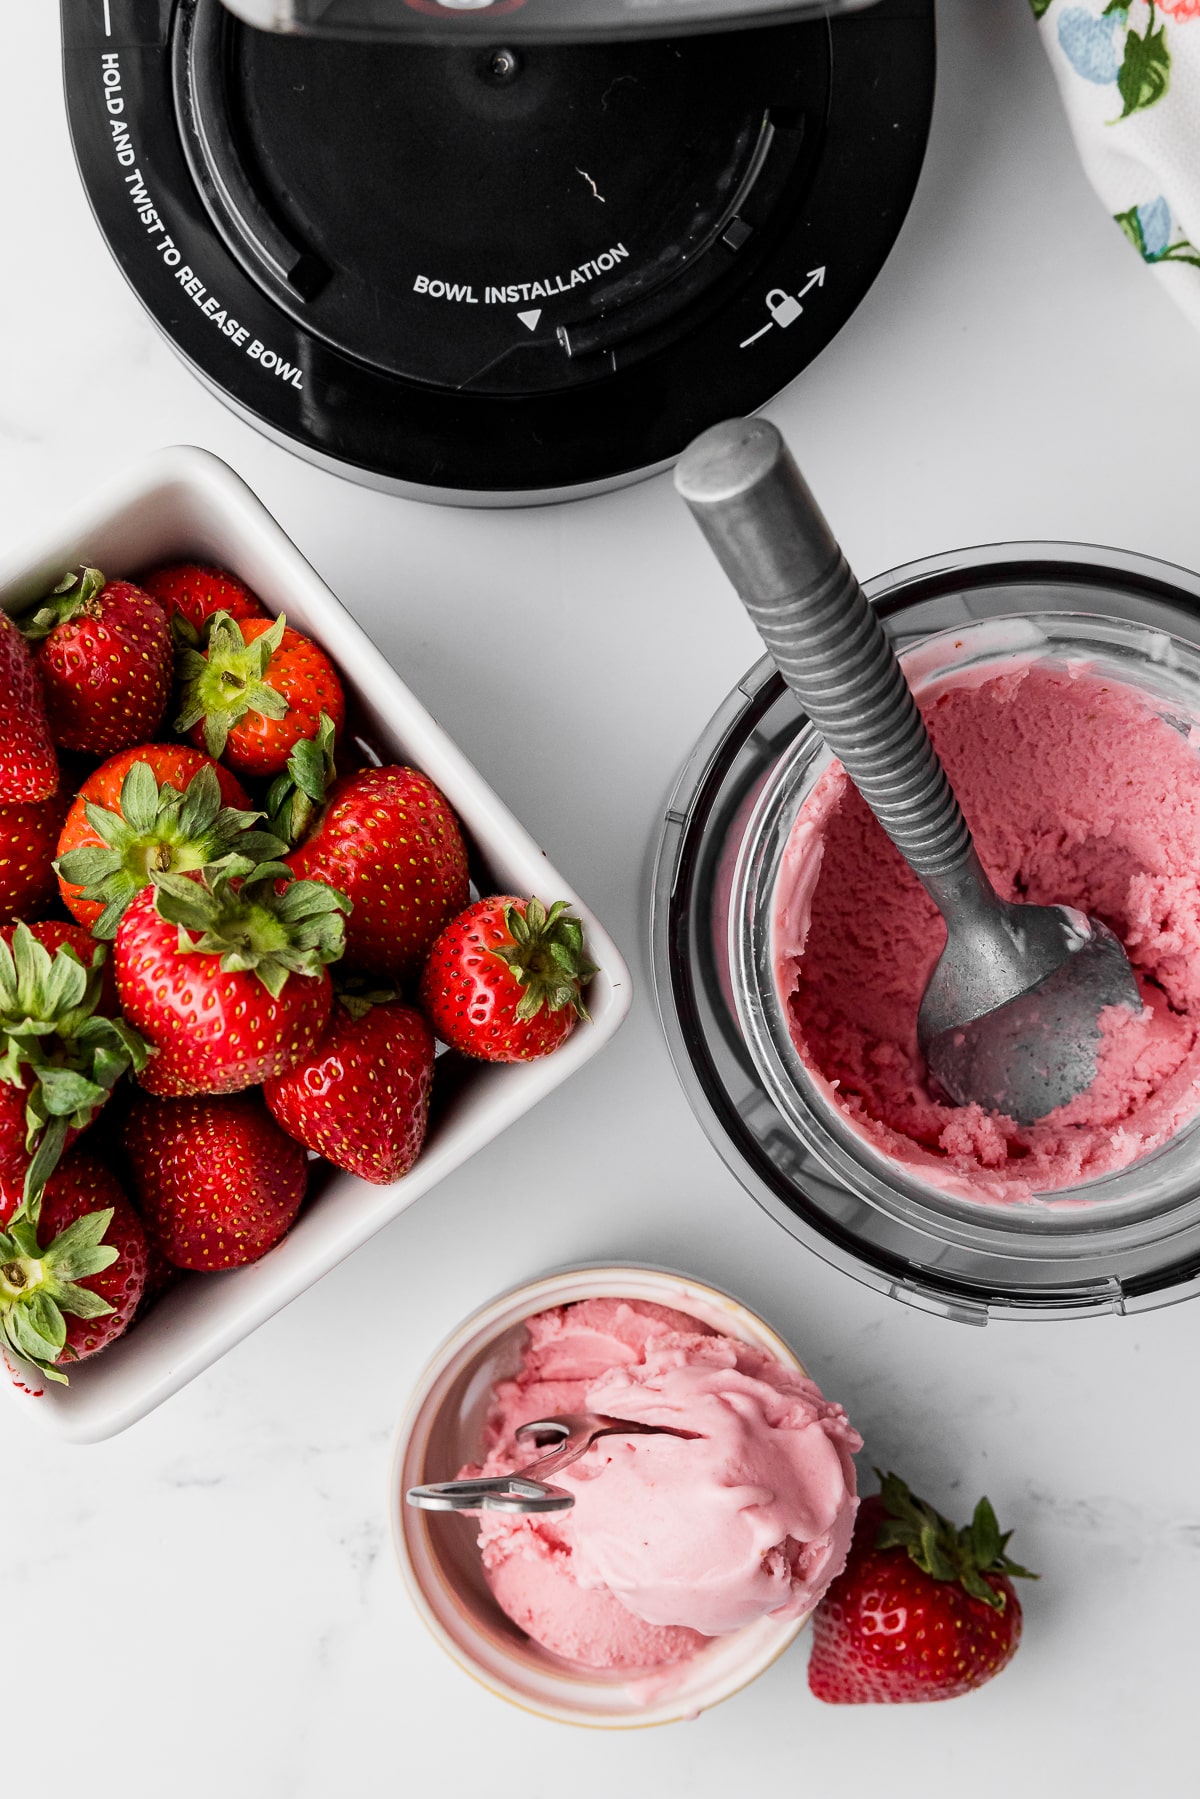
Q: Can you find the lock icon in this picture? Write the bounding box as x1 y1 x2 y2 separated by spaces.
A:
766 288 802 328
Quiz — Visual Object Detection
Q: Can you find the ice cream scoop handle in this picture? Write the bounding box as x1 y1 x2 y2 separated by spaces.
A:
674 418 973 884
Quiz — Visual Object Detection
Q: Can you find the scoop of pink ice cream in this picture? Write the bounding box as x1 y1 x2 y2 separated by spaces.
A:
774 660 1200 1200
467 1298 860 1670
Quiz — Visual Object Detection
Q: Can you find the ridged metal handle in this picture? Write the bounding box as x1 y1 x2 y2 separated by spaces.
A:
674 418 973 883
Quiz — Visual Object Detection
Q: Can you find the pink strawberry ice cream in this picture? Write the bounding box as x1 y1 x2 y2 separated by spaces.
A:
774 658 1200 1200
466 1297 860 1672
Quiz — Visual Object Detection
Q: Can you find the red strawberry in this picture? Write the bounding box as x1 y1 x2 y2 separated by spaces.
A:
0 1152 147 1380
55 743 278 937
18 567 172 756
175 611 345 779
807 1474 1035 1704
264 989 435 1182
123 1090 307 1270
0 783 71 919
0 612 57 803
140 563 267 633
0 921 147 1199
137 1240 180 1315
288 765 468 980
114 855 347 1096
419 896 596 1062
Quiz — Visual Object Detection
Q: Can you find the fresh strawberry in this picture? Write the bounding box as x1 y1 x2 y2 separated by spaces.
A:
0 921 148 1201
808 1473 1035 1704
419 896 596 1062
0 1151 147 1381
114 854 347 1096
123 1090 307 1269
18 567 172 756
140 563 267 633
175 611 345 779
0 784 71 919
264 988 435 1182
137 1239 179 1314
0 612 57 803
288 765 468 980
55 744 280 937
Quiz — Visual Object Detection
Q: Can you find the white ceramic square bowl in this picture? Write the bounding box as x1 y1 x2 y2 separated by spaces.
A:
0 447 632 1443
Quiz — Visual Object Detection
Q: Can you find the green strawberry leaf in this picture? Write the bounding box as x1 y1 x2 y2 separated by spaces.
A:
55 1281 115 1321
11 1290 66 1361
120 758 161 836
265 712 338 847
35 1068 108 1118
970 1496 1003 1566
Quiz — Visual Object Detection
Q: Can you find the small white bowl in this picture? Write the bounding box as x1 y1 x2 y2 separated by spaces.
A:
0 448 632 1442
390 1265 814 1729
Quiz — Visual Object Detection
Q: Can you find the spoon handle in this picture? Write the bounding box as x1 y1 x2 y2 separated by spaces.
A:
674 418 974 887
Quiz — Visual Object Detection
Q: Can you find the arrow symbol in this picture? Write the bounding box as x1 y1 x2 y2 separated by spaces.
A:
798 267 826 299
517 309 542 332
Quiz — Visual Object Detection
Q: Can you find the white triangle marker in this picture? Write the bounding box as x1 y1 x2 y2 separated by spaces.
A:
517 309 542 331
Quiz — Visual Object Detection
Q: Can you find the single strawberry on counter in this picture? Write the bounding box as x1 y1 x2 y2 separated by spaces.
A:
123 1089 307 1270
114 853 348 1095
0 1151 147 1382
264 986 435 1183
55 745 282 937
0 921 148 1202
140 563 267 634
287 764 468 980
0 611 57 804
419 896 597 1062
17 567 172 756
0 782 71 919
175 610 345 779
808 1472 1036 1705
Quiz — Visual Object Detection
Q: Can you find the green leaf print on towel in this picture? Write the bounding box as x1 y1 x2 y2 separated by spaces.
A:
1114 6 1171 116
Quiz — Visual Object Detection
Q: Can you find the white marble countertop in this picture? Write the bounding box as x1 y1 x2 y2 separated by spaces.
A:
5 2 1200 1792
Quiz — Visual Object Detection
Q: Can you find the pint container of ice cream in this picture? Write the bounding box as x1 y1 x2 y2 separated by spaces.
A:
652 543 1200 1321
390 1265 860 1727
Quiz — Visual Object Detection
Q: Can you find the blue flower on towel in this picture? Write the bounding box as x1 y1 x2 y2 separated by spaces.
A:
1114 197 1200 267
1136 195 1172 258
1057 6 1122 81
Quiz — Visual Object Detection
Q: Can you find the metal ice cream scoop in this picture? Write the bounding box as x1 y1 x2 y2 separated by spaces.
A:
674 417 1141 1127
405 1412 699 1517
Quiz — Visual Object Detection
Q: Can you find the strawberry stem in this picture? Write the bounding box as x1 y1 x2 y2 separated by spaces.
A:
151 854 350 1000
56 760 286 939
16 567 108 641
0 1205 118 1384
174 610 290 759
871 1469 1037 1613
491 898 599 1023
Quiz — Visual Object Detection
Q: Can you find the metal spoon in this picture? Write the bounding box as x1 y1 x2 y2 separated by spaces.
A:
674 418 1141 1127
405 1412 699 1516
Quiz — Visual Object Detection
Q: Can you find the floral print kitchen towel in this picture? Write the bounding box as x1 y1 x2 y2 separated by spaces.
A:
1034 0 1200 325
